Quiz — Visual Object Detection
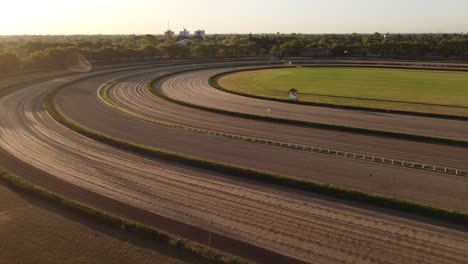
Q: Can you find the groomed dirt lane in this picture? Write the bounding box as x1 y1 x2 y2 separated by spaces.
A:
1 62 468 264
159 67 468 141
110 73 468 170
55 66 468 212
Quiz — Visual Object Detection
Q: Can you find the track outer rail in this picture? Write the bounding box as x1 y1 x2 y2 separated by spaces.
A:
98 80 468 178
46 71 468 227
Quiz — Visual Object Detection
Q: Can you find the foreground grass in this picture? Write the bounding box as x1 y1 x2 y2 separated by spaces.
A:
0 184 203 264
218 67 468 116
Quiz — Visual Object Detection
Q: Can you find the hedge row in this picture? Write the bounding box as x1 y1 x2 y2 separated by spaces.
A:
0 61 263 264
149 68 468 147
46 76 468 226
208 66 468 121
0 167 249 264
101 80 467 178
27 66 255 264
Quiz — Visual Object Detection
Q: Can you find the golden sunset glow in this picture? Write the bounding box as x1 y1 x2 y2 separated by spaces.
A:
1 0 467 35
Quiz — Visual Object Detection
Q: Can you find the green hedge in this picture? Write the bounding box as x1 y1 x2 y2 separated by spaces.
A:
45 74 468 226
0 63 256 264
101 80 468 178
151 69 468 147
0 168 249 264
0 61 268 264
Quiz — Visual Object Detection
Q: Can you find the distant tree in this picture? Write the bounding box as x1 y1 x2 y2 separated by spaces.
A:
160 43 190 58
345 44 365 56
367 42 383 55
95 46 117 61
330 44 346 56
191 43 218 57
438 39 468 57
381 41 397 56
278 39 306 56
270 45 283 57
191 35 205 42
240 42 259 56
141 34 158 45
2 33 468 72
0 53 21 74
139 44 161 58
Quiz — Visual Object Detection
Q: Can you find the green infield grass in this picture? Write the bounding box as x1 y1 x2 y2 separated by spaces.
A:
217 67 468 116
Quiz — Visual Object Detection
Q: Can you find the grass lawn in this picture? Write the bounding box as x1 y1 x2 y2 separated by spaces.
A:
0 184 204 264
218 67 468 116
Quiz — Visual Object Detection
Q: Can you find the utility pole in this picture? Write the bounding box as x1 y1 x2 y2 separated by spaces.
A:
208 219 213 246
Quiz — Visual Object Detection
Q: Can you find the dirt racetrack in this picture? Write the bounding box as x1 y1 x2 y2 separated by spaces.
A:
160 67 468 141
1 60 468 264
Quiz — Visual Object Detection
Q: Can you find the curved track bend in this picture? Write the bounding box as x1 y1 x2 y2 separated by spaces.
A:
61 64 468 211
159 67 468 141
0 61 467 264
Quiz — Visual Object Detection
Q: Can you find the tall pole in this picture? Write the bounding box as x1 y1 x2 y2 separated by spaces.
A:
208 219 213 246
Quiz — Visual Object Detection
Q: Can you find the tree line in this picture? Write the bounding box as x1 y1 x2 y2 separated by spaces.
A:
1 33 468 75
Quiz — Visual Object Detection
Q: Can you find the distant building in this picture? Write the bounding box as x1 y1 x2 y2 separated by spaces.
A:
179 28 190 38
194 30 206 40
164 30 175 38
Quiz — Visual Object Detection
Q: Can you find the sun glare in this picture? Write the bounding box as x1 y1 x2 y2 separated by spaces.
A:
1 2 44 34
1 1 85 35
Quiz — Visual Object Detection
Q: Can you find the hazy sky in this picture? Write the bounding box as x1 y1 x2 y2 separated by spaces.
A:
1 0 468 35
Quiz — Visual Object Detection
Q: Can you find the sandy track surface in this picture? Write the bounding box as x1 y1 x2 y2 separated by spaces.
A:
54 65 468 212
1 62 468 263
111 73 468 170
159 67 468 141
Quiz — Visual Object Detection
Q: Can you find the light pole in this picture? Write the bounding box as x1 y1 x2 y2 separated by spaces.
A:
208 219 213 246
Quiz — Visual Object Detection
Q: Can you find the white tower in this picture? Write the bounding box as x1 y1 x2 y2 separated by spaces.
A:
179 27 190 38
194 30 206 40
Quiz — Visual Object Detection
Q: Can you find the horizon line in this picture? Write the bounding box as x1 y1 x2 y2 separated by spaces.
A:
2 32 468 37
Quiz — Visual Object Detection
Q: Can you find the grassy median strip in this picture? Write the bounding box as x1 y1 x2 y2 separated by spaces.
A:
47 79 468 226
0 167 249 264
147 70 468 147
